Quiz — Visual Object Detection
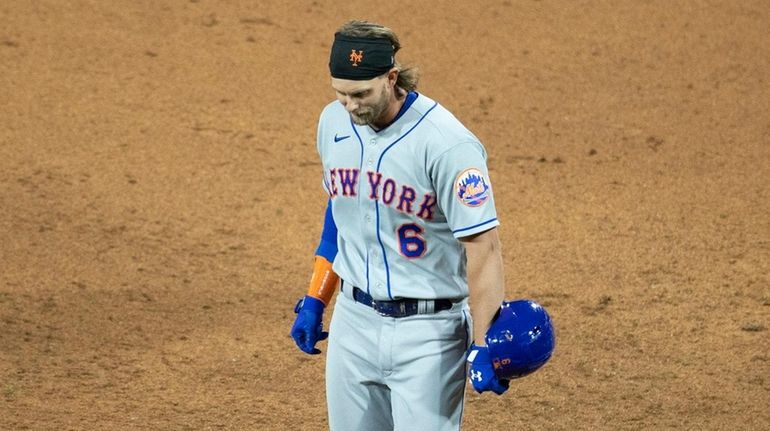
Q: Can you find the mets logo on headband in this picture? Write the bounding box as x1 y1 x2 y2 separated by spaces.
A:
349 49 363 66
455 168 491 207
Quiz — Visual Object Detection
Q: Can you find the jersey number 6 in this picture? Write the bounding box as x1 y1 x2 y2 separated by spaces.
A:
397 224 426 259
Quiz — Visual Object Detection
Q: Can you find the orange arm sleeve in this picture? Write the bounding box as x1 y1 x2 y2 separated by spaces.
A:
307 256 339 306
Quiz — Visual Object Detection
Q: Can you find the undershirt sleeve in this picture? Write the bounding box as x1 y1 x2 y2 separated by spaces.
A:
314 199 338 261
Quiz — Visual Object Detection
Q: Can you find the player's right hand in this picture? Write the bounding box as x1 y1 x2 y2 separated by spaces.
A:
467 343 510 395
290 295 328 355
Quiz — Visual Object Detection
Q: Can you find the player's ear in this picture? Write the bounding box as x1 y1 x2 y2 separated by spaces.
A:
387 67 399 87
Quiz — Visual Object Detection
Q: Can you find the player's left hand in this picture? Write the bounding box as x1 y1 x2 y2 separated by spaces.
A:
467 343 510 395
290 295 328 355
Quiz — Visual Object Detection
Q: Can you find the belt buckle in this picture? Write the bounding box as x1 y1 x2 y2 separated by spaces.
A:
371 300 389 317
372 300 406 317
372 299 387 317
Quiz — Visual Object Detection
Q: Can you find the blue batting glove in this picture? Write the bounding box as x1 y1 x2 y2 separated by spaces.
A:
290 295 328 355
467 343 510 395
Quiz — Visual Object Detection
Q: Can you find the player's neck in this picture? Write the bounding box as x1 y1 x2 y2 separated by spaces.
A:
370 88 407 131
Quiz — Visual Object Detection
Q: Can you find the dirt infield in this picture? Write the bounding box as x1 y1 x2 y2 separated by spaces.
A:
1 1 768 430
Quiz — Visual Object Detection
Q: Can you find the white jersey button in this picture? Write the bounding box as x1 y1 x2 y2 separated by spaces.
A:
367 158 373 166
369 138 376 146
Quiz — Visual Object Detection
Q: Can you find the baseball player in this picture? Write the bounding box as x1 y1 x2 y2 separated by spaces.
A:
291 20 509 430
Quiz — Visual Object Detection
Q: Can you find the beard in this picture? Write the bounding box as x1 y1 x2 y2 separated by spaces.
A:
350 110 377 126
350 84 391 126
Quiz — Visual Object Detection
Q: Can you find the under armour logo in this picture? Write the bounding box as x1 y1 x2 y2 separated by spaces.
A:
349 49 363 66
469 370 483 382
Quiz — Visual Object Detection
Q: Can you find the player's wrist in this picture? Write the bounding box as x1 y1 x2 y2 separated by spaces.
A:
467 343 487 361
302 295 326 312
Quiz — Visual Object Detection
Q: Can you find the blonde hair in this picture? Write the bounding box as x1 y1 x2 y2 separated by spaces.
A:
336 20 420 92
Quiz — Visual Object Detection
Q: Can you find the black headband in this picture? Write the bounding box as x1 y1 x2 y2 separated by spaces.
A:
329 33 395 80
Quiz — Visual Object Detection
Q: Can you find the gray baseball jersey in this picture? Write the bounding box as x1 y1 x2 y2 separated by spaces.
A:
317 93 499 301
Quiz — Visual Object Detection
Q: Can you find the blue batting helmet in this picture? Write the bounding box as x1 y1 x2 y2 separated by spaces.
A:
485 300 555 380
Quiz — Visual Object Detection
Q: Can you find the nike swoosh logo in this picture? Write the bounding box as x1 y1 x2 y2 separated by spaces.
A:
334 134 351 143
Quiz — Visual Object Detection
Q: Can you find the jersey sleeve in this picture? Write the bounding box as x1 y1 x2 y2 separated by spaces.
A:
317 104 329 195
313 104 338 258
431 141 499 238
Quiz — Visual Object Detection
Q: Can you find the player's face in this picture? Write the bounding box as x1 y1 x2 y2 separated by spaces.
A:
331 76 392 126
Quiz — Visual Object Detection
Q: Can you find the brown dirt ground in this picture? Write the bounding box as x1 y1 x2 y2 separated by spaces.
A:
1 1 768 430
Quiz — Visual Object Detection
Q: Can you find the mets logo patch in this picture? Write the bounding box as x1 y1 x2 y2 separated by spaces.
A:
349 49 363 66
455 168 491 207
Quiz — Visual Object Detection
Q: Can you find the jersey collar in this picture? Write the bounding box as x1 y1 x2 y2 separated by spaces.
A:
370 91 419 133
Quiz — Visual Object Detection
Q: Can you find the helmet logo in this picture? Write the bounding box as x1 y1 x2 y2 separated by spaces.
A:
492 357 511 370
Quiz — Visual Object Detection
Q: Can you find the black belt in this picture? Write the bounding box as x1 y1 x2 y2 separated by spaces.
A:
344 283 453 318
